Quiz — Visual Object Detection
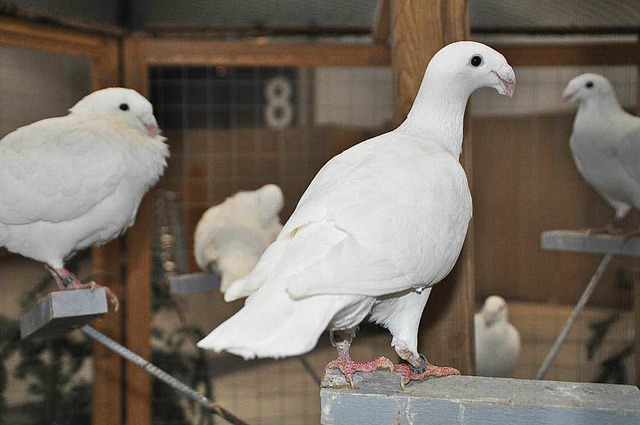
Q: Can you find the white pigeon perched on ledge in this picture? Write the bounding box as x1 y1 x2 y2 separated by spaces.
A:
198 41 516 387
563 73 640 238
475 295 521 377
0 87 169 310
194 184 284 293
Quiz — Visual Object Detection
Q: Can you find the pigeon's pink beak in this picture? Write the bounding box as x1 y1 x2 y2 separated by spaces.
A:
145 124 159 138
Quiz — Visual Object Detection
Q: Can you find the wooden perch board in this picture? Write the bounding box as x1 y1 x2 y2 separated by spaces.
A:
321 369 640 424
541 230 640 256
20 288 108 339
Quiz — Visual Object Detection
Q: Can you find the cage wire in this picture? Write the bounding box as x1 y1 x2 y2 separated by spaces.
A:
148 63 395 424
469 51 638 385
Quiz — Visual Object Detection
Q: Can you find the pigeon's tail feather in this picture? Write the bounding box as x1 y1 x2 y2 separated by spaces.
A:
224 276 254 301
197 292 343 359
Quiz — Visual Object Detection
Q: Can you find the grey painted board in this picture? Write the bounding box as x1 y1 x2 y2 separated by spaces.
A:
170 272 221 294
321 370 640 425
541 230 640 256
20 288 108 339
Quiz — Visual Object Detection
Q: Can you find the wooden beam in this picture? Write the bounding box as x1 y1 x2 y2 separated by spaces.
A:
124 34 390 68
372 0 391 44
491 43 639 67
391 0 475 375
121 36 153 425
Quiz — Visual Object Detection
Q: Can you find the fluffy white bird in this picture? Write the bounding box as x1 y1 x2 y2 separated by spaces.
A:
194 184 284 293
198 41 516 387
474 296 521 377
0 87 169 309
563 73 640 237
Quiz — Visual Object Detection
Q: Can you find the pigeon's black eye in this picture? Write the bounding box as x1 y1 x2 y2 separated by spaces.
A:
119 103 129 111
470 55 483 67
585 81 594 89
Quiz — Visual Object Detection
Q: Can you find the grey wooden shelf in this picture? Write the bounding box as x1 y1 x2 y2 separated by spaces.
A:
169 272 221 294
321 369 640 424
20 288 108 339
541 230 640 256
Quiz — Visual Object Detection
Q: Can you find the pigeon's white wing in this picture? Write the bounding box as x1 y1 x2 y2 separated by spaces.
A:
614 115 640 186
0 116 126 225
269 132 470 299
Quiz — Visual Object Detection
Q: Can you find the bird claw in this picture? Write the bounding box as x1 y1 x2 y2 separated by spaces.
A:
394 361 460 389
324 356 394 388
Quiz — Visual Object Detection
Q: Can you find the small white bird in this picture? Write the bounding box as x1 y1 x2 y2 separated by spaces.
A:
198 41 515 387
563 73 640 237
0 87 169 310
474 296 521 377
193 184 284 293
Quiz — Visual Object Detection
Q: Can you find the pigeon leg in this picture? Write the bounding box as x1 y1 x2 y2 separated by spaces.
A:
47 266 119 311
393 345 459 388
323 329 393 388
588 218 624 235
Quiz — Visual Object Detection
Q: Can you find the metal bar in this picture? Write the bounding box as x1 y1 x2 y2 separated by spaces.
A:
534 253 614 380
81 325 249 425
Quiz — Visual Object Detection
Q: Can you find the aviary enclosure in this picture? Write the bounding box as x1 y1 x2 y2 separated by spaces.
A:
0 1 638 424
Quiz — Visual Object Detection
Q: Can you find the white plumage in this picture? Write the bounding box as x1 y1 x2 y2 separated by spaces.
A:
474 296 521 377
193 184 284 293
563 73 640 236
198 41 516 386
0 87 168 307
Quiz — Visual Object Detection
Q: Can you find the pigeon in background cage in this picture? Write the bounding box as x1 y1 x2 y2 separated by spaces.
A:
0 87 168 310
197 41 516 388
194 184 284 293
563 73 640 238
474 295 521 377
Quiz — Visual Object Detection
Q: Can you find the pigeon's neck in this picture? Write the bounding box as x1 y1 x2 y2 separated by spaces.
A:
577 92 624 121
399 75 472 159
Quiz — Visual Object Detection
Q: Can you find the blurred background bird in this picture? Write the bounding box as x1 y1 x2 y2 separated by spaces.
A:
563 73 640 238
0 87 169 310
475 295 521 377
193 184 284 294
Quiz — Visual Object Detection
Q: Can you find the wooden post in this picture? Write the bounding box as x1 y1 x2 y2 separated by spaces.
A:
122 36 153 425
391 0 475 374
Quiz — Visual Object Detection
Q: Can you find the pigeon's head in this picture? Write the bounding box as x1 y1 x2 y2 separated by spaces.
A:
562 73 615 104
70 87 162 138
480 295 508 327
256 184 284 224
427 41 516 97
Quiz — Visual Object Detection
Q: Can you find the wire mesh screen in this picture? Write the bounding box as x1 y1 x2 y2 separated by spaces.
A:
470 58 638 384
148 64 394 424
0 45 94 424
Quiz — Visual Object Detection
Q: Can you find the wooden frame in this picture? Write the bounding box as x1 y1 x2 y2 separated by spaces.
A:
0 16 122 425
121 33 390 423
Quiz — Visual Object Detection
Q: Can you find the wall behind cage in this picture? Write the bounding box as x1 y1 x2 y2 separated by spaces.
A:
151 65 392 272
470 63 639 308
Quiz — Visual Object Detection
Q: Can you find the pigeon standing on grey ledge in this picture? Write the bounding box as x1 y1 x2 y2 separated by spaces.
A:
194 184 284 294
198 41 516 387
475 296 521 377
0 87 169 310
563 73 640 238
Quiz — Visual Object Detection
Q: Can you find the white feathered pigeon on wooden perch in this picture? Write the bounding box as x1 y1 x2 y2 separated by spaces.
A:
0 87 169 310
475 296 521 377
563 73 640 238
198 41 516 387
194 184 284 293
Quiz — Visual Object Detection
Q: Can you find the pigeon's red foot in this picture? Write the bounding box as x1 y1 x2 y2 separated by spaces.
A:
587 219 624 236
324 356 394 388
622 228 640 241
54 268 120 311
394 362 460 389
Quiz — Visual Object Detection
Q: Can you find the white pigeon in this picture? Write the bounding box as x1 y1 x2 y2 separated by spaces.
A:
0 87 169 310
198 41 515 387
474 295 521 377
563 73 640 237
193 184 284 293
